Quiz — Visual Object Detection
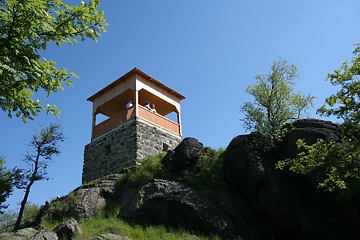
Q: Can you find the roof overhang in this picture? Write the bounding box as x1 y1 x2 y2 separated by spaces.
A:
87 67 185 102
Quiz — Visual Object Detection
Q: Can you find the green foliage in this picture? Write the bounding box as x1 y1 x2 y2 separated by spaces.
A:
240 57 315 140
0 157 23 213
118 152 168 188
182 148 225 191
277 43 360 195
0 0 107 122
317 43 360 140
41 192 80 224
0 208 16 232
0 201 39 232
317 43 360 131
16 202 40 229
47 192 80 212
40 217 60 231
276 139 360 193
21 202 39 222
80 177 102 189
98 202 121 218
0 157 14 213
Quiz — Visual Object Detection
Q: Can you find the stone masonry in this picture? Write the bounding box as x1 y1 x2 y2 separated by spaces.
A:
82 118 182 183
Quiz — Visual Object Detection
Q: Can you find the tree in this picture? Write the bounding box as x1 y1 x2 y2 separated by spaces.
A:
277 43 360 195
0 0 107 122
240 57 315 140
0 157 21 214
318 43 360 133
14 123 64 230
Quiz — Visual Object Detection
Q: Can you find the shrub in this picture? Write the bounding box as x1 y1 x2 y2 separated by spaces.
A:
98 202 121 218
183 148 225 190
118 152 169 188
47 192 80 212
41 192 81 223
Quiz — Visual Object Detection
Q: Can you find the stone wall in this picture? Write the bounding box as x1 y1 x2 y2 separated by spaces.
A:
82 120 137 184
135 119 182 161
82 118 181 183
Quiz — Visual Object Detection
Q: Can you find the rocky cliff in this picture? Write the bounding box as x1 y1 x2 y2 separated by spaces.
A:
32 119 360 239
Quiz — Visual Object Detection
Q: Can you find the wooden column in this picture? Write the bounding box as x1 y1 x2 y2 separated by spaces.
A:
177 111 182 136
91 113 96 139
134 90 139 118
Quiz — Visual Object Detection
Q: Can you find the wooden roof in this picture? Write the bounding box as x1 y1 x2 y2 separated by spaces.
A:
87 67 185 102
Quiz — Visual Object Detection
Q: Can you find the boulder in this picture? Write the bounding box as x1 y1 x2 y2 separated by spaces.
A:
68 174 119 220
223 132 271 198
53 219 82 240
30 230 58 240
162 137 203 171
119 179 237 237
0 227 38 240
275 119 345 195
223 132 302 239
277 118 343 160
221 121 360 239
100 233 132 240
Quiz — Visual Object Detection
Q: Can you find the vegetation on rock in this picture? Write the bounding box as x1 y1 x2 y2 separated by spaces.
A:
118 152 169 188
182 147 225 191
277 43 360 195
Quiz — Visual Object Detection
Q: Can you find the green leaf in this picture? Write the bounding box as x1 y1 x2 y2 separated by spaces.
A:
0 0 108 122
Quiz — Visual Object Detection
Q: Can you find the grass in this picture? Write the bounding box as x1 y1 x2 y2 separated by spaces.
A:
38 150 232 239
42 216 225 240
16 199 234 240
0 149 244 239
118 152 169 188
98 202 121 219
117 148 226 192
47 192 80 213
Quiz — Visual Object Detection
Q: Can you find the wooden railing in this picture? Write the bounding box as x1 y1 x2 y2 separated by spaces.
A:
92 105 180 139
138 105 180 135
93 107 134 138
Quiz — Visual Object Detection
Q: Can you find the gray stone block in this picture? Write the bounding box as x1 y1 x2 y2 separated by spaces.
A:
82 118 181 183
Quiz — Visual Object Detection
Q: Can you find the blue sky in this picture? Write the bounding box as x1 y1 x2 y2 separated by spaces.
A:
1 0 360 211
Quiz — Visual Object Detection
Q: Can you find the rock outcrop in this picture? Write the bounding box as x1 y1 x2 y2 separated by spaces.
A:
162 137 204 172
32 119 360 239
0 227 38 240
0 221 79 240
53 219 82 239
277 118 343 159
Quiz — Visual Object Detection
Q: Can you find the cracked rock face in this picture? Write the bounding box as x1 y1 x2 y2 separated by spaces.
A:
119 179 236 236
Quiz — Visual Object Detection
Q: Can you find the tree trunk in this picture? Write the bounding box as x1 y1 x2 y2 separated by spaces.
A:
13 181 33 231
14 149 39 231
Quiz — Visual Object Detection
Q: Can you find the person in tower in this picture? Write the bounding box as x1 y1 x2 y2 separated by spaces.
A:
150 104 157 113
144 102 152 110
126 100 133 109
